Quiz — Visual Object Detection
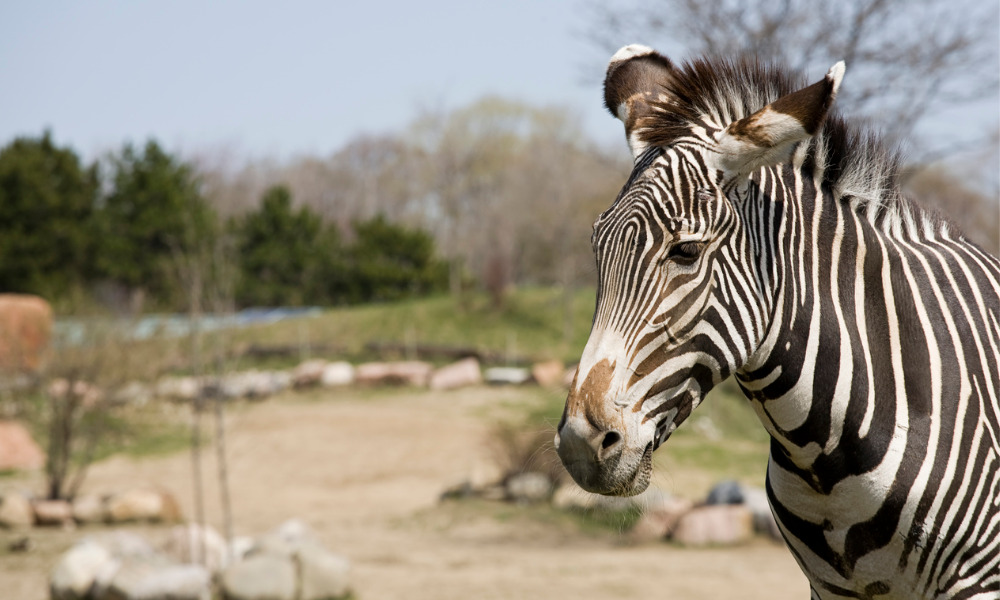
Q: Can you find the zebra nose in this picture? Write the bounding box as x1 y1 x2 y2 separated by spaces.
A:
556 415 625 466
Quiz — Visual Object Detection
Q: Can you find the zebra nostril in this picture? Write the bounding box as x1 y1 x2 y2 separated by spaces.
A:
601 431 622 450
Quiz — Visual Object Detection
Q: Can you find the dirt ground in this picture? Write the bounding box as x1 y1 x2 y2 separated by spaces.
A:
0 386 809 599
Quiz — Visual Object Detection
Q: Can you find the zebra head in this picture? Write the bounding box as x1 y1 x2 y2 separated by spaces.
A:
555 45 845 496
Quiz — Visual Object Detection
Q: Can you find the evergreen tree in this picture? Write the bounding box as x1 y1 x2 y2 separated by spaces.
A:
233 185 330 306
95 140 215 308
0 132 98 298
345 215 447 303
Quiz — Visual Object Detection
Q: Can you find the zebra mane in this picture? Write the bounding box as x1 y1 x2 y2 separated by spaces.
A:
640 55 909 217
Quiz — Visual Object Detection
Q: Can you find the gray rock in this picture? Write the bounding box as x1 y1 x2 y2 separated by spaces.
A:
739 485 782 540
505 472 553 503
104 561 210 600
705 479 744 505
484 367 531 385
50 539 114 600
0 491 34 528
221 554 296 600
297 543 351 600
163 523 230 573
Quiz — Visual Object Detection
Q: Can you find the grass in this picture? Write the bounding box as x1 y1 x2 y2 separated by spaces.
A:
220 286 598 367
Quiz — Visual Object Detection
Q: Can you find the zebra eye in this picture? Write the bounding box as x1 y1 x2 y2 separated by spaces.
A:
667 241 702 264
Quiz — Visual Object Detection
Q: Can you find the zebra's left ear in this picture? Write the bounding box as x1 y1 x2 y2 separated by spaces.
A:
715 62 845 178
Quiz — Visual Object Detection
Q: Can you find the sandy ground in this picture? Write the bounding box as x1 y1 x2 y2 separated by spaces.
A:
0 386 809 599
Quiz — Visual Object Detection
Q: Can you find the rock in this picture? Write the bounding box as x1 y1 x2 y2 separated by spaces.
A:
0 293 52 372
629 496 694 543
672 504 754 546
0 420 45 470
33 499 73 526
163 523 230 573
106 489 181 523
530 360 564 387
320 362 355 387
297 543 351 600
705 479 744 505
50 539 114 600
355 361 433 387
113 381 153 407
505 472 553 503
93 530 158 560
230 536 255 562
429 357 482 390
484 367 531 385
0 491 34 528
155 377 201 402
221 554 296 600
739 485 782 540
104 561 210 600
72 494 107 524
293 359 327 388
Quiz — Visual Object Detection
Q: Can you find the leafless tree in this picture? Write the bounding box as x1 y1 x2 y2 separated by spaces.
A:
585 0 999 160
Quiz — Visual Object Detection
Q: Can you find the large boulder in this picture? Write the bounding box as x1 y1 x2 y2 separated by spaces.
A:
292 360 327 388
0 293 52 372
672 504 754 546
50 539 115 600
429 358 482 391
0 420 45 470
530 360 564 387
355 361 432 387
297 543 351 600
33 499 74 527
320 362 355 387
103 561 210 600
163 523 231 574
220 554 297 600
106 489 181 524
0 491 34 528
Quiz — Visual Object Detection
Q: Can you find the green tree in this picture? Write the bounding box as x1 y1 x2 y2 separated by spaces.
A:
0 131 98 298
95 140 216 309
344 215 447 303
233 185 330 307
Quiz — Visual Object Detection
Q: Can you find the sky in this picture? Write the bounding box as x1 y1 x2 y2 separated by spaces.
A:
0 1 996 164
0 1 628 160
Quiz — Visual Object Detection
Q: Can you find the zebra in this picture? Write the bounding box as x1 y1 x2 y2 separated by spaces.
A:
554 44 1000 599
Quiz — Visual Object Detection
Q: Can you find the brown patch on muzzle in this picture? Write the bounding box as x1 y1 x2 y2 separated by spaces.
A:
565 359 618 431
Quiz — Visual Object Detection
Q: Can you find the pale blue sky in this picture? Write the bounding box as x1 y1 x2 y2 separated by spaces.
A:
0 1 626 159
0 1 996 163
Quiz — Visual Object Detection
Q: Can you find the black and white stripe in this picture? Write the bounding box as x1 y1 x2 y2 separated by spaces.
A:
567 47 1000 599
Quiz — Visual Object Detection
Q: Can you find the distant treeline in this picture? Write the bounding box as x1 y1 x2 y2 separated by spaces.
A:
0 132 447 311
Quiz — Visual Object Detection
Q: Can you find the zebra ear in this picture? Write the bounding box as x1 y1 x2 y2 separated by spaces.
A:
715 62 845 178
604 44 677 159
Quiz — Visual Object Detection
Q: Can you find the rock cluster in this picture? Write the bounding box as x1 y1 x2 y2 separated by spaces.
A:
444 469 783 548
49 519 351 600
0 489 181 530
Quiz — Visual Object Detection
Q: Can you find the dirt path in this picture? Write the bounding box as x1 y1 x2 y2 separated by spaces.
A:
1 386 808 599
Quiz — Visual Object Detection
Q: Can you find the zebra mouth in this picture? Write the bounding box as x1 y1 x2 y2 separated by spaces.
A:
652 418 673 451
